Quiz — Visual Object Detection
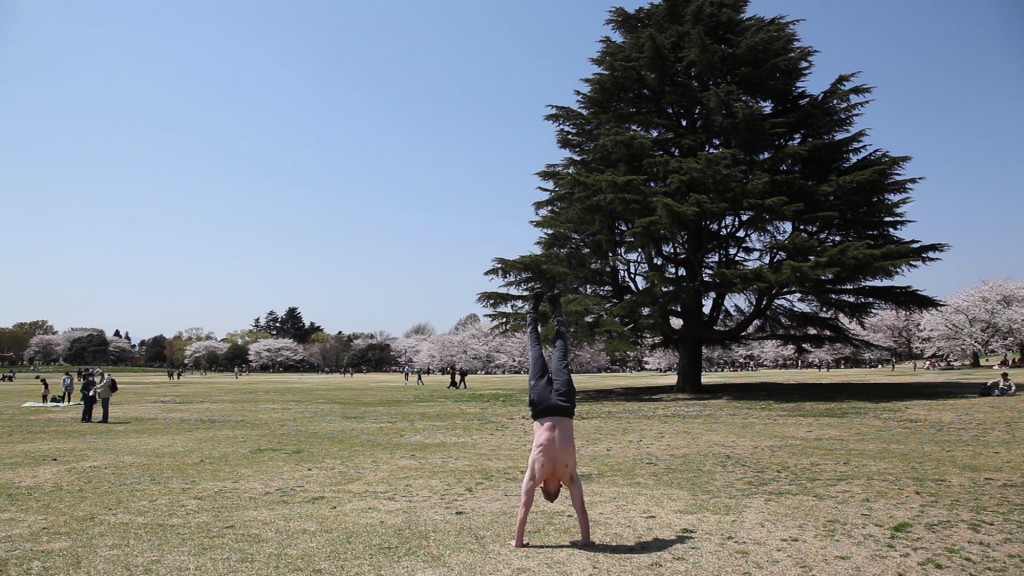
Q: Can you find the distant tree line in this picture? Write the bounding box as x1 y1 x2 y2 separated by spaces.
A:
3 282 1021 374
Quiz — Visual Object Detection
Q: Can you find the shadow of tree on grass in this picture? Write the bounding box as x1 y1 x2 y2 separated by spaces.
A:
577 381 981 404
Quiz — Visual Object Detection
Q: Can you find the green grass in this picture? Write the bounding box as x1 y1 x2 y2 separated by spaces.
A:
1 366 1021 575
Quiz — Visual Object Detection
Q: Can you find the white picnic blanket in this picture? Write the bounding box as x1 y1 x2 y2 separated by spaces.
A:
22 402 84 407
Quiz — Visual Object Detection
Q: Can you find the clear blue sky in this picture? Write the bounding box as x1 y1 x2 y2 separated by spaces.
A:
2 1 1021 341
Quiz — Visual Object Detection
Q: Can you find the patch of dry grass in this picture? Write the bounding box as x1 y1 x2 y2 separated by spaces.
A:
1 367 1021 575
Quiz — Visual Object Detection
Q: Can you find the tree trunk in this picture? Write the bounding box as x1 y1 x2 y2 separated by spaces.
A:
970 350 981 368
674 336 704 393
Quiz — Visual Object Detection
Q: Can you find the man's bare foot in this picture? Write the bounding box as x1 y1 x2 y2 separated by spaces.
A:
509 540 530 548
570 539 595 548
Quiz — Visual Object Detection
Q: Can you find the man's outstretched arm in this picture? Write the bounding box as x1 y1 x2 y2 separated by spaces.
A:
566 472 593 546
510 473 536 548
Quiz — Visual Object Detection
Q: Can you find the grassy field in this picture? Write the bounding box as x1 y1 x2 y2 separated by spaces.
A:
1 367 1021 576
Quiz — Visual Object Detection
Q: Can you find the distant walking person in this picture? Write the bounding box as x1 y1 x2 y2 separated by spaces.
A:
458 367 469 389
416 368 424 385
448 367 458 389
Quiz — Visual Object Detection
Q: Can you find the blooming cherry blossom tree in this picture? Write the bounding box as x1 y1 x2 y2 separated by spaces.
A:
107 337 136 365
184 340 229 370
24 334 63 364
920 279 1024 365
248 338 306 371
858 309 925 361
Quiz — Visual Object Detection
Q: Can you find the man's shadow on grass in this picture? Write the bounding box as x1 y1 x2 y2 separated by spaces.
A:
532 530 694 554
577 381 980 404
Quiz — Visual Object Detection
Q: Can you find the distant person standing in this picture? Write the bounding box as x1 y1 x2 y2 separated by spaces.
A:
448 368 458 389
94 371 114 423
416 368 424 385
80 374 97 423
404 366 411 384
61 372 75 404
41 378 50 404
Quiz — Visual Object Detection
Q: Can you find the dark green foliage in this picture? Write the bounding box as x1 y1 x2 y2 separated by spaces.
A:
253 307 324 344
143 334 169 366
479 0 946 392
0 329 31 365
307 334 353 371
344 342 396 372
10 320 57 337
221 343 250 369
279 307 306 342
252 310 281 336
0 320 56 365
65 332 110 366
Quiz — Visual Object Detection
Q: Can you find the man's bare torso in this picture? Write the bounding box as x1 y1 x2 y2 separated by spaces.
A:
528 416 577 484
513 414 591 548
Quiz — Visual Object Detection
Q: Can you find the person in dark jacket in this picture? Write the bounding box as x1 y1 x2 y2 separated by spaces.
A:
80 373 97 423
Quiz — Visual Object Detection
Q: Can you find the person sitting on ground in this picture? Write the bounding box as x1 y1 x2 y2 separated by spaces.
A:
985 372 1016 397
510 290 593 549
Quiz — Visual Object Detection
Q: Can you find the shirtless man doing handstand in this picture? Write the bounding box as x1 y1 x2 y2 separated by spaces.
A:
510 291 593 548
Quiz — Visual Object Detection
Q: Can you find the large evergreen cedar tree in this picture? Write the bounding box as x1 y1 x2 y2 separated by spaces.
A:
478 0 946 392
